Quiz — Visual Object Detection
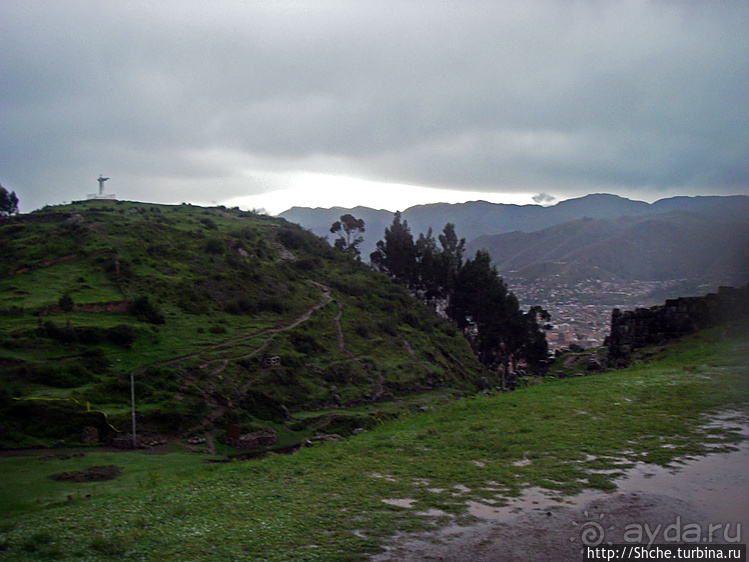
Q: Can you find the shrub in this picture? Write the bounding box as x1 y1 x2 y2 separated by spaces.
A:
290 333 323 354
439 321 458 337
84 377 130 404
237 390 288 422
58 292 74 314
141 367 179 392
276 227 308 250
0 387 13 410
230 227 256 240
200 218 218 230
29 363 94 388
6 400 110 441
106 324 137 348
400 310 420 329
81 348 111 372
130 296 165 324
204 238 224 254
90 535 130 556
22 532 54 553
39 321 75 343
377 319 398 336
75 326 103 345
225 298 257 315
257 296 287 314
293 257 320 271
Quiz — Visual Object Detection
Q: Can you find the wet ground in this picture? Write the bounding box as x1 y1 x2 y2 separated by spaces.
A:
371 414 748 561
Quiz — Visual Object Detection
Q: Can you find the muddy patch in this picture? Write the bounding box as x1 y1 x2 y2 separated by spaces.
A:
49 465 122 482
372 492 718 562
382 498 418 508
371 415 748 561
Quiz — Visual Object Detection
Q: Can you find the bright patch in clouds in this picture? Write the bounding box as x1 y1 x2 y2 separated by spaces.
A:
224 173 538 215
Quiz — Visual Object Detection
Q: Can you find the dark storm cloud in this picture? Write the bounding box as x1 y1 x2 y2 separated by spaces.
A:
1 1 748 211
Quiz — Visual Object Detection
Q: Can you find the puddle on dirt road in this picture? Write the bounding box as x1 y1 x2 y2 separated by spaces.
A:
613 443 749 526
467 414 749 529
381 498 418 508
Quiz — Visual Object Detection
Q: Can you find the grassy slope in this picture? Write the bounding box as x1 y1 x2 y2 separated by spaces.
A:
0 328 746 560
0 200 485 447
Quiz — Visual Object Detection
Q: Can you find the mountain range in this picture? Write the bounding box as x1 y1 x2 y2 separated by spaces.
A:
280 193 749 290
467 211 749 286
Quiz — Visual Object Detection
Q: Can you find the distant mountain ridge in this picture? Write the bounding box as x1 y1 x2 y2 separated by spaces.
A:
280 193 749 259
466 210 749 287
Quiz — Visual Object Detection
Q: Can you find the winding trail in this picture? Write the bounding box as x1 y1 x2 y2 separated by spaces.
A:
137 277 386 449
181 280 334 440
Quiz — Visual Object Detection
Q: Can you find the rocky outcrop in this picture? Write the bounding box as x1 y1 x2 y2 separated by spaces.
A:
37 300 132 315
227 428 278 450
606 285 749 364
80 426 99 444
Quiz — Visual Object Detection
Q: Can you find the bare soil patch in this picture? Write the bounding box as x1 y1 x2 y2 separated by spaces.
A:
49 465 122 482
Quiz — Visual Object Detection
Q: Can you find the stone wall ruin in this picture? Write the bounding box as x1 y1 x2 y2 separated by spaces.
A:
605 285 749 364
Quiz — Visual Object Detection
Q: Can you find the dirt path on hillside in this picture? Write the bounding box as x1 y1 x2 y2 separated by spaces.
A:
148 281 333 376
371 415 749 561
182 280 334 438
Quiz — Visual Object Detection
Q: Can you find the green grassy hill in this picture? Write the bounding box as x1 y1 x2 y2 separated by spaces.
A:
0 200 486 449
0 328 746 560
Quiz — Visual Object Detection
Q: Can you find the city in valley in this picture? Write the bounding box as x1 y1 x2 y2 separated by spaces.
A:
508 278 716 353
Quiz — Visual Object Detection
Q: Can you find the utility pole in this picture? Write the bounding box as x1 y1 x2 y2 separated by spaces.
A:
130 373 137 448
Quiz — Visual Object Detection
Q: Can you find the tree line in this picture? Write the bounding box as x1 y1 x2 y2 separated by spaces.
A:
331 212 550 385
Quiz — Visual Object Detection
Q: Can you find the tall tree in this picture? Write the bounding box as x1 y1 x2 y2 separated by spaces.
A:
437 222 465 298
0 184 19 217
330 214 365 259
370 211 417 287
448 249 549 383
371 221 550 378
520 306 551 375
414 228 441 300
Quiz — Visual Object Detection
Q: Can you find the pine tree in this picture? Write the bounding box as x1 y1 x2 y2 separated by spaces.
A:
370 211 417 287
371 221 550 379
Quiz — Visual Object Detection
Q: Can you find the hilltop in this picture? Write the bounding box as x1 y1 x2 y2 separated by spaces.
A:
0 200 486 450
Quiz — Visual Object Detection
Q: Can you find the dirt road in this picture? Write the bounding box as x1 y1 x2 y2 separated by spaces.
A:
372 419 748 561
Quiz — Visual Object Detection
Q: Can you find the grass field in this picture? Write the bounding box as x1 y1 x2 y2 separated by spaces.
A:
0 328 746 560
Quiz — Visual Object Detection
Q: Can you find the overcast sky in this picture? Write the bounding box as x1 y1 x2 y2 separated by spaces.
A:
2 1 748 214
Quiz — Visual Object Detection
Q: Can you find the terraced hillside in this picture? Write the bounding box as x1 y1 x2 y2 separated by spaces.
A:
0 200 486 450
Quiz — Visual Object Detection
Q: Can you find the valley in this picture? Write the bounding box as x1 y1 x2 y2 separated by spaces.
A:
508 278 709 351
